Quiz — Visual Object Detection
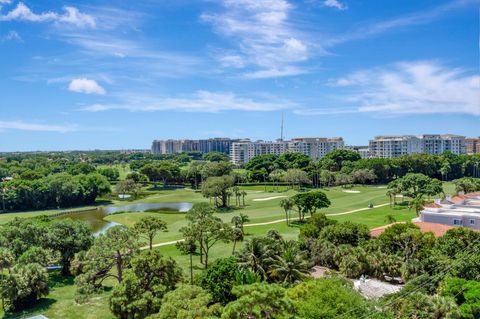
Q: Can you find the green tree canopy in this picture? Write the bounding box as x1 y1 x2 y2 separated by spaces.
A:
198 257 238 304
201 175 235 208
288 277 379 319
133 216 168 250
203 152 230 162
109 250 182 319
221 283 293 319
151 284 219 319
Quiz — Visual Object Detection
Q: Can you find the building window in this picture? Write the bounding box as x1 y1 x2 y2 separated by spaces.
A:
470 219 475 225
453 219 462 226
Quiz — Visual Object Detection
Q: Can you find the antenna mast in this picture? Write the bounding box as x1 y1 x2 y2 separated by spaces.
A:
280 113 284 141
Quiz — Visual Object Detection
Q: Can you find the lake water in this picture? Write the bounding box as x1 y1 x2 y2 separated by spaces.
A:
56 202 192 235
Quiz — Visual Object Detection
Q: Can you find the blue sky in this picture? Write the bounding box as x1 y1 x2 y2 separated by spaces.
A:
0 0 479 151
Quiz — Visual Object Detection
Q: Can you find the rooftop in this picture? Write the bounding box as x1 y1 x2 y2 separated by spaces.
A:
354 278 403 299
370 221 454 237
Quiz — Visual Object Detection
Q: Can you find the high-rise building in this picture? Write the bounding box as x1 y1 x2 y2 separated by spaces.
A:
345 145 372 158
230 140 288 164
230 137 344 164
151 138 239 155
466 138 480 155
369 134 466 158
287 137 344 161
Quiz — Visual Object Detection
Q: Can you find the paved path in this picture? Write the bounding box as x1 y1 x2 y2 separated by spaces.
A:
143 202 390 249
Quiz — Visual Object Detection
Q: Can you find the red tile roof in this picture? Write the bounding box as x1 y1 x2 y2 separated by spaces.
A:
451 196 466 201
424 203 442 208
465 192 480 197
370 222 455 238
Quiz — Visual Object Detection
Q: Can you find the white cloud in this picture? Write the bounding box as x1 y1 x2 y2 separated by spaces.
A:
328 71 369 86
219 54 246 68
244 66 307 79
326 0 474 46
68 78 106 95
0 121 75 133
202 0 312 78
331 61 480 116
324 0 347 10
57 6 95 28
2 30 22 42
81 90 294 113
0 2 95 28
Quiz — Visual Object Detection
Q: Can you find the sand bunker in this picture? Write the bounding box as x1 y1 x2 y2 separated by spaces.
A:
252 196 288 202
342 190 361 193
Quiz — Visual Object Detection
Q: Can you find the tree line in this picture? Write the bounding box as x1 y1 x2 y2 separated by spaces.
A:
1 172 111 211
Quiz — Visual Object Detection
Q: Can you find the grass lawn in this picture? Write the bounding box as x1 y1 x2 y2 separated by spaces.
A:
96 164 131 181
330 204 416 228
103 185 390 244
0 271 114 319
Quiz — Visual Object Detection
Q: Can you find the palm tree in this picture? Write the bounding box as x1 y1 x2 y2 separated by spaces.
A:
386 189 394 208
429 294 461 318
232 186 240 206
385 214 397 224
241 191 247 206
231 213 250 235
279 198 293 226
410 195 426 216
439 161 451 181
232 227 244 254
268 242 309 284
236 237 273 279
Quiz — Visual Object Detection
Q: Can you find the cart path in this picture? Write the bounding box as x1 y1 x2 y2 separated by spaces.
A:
143 202 390 249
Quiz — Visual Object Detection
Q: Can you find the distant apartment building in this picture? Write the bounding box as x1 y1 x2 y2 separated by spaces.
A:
230 137 344 164
466 138 480 155
345 145 372 159
288 137 344 161
151 138 239 155
421 192 480 230
369 134 466 158
230 140 288 164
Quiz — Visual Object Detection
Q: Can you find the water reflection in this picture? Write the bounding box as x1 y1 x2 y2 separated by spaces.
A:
56 202 192 235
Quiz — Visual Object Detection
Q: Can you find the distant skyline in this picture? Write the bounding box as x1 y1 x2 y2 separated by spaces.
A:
1 0 479 151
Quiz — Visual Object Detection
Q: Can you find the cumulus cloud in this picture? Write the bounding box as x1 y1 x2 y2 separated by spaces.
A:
0 121 75 133
0 2 95 28
81 90 294 113
68 78 106 95
324 0 347 10
330 61 480 116
202 0 311 78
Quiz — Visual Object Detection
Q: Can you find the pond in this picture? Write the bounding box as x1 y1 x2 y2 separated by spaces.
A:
55 202 192 235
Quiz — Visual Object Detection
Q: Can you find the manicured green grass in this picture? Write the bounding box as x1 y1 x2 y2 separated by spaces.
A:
103 185 390 244
330 204 415 228
0 271 114 319
96 164 131 181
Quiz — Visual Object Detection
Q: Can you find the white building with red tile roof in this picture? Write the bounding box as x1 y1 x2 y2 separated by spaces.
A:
420 192 480 230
